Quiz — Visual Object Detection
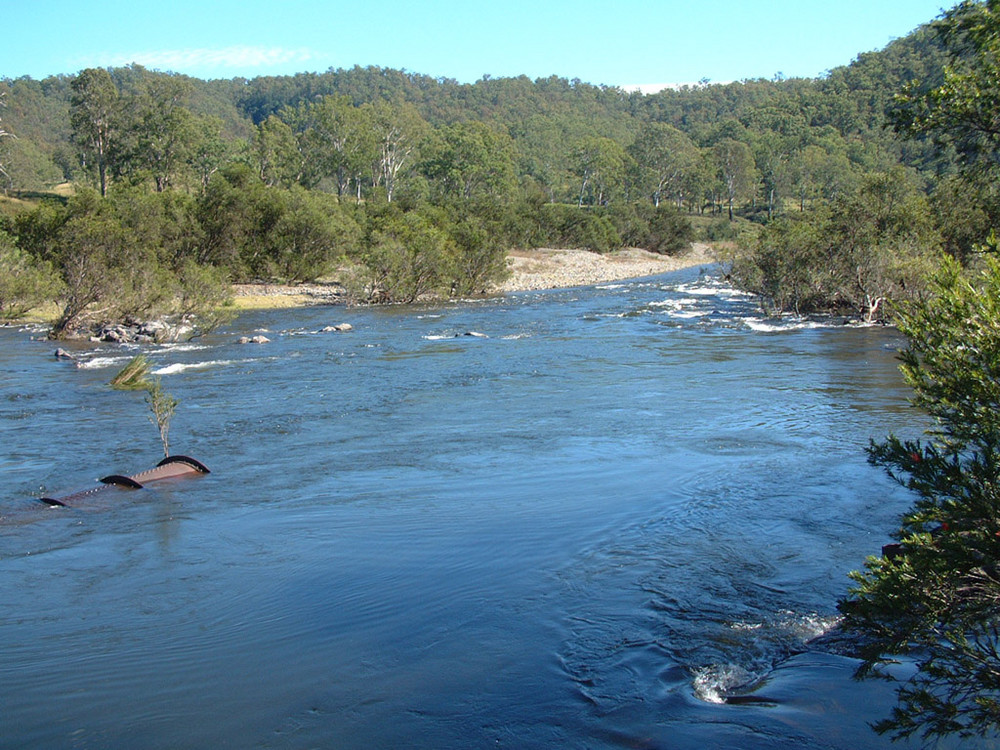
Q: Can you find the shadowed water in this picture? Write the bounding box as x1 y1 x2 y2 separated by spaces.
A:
0 266 973 748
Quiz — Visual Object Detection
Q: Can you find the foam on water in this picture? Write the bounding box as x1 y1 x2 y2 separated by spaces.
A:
693 663 757 704
649 297 701 308
76 355 134 370
153 359 240 375
692 611 844 704
155 342 209 353
743 317 881 333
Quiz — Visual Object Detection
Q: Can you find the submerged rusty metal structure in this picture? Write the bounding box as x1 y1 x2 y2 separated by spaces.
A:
38 455 210 507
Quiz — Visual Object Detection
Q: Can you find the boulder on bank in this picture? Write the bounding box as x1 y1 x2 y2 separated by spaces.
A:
91 320 189 344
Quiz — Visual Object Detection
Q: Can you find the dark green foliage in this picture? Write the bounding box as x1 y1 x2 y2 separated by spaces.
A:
930 173 1000 263
268 187 360 281
0 228 62 318
610 202 695 255
196 166 360 282
840 255 1000 741
419 121 518 201
446 213 510 296
728 215 832 316
728 170 943 320
536 204 621 253
5 186 233 337
892 1 1000 173
1 137 63 191
0 4 984 326
353 207 454 303
50 190 174 336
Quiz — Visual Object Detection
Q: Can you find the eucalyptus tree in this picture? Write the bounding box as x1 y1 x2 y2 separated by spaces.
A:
510 114 574 202
368 101 428 202
188 115 230 192
420 120 518 200
573 136 628 207
247 115 302 187
628 122 699 207
70 68 120 196
128 75 195 192
713 138 757 220
297 95 378 200
788 144 827 211
0 91 14 192
752 131 794 219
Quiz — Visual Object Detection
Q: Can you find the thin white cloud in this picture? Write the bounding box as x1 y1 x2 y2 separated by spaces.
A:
73 46 319 75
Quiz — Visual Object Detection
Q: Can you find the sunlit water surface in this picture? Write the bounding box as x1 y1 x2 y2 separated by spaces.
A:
0 267 973 748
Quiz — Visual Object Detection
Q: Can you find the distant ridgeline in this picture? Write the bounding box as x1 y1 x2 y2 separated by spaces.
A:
0 5 990 328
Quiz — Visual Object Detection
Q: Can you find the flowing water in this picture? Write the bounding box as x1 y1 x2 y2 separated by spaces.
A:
0 266 973 748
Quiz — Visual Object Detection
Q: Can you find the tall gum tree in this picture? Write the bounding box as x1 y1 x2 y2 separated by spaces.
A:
368 102 428 202
131 75 195 192
628 122 699 208
0 91 15 192
70 68 120 197
714 138 757 220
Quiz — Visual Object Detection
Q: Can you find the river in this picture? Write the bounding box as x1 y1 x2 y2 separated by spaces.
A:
0 265 973 748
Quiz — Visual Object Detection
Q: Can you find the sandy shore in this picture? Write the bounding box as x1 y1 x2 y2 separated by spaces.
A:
231 243 717 309
498 243 715 293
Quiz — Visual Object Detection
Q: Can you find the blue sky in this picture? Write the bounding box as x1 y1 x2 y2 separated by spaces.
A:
4 1 951 88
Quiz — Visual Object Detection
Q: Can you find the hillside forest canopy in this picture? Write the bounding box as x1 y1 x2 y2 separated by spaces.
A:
1 3 989 336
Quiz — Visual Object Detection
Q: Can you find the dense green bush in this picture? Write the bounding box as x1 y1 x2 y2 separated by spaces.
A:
537 203 621 253
0 229 62 318
728 170 943 321
840 255 1000 741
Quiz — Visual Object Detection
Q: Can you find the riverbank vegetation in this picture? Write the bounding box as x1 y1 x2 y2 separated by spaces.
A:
0 2 979 336
835 0 1000 741
840 254 1000 742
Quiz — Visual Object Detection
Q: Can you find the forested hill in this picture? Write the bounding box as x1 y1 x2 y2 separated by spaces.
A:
0 21 946 196
0 8 980 335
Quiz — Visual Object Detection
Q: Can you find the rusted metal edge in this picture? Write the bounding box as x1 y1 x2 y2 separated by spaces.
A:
38 455 210 507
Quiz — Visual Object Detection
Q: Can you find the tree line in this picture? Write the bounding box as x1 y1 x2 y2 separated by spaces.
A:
0 2 982 333
1 67 707 336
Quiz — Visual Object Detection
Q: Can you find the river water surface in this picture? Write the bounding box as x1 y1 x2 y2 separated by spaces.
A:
0 266 969 748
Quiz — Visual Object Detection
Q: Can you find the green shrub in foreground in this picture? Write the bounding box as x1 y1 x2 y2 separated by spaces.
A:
839 253 1000 742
